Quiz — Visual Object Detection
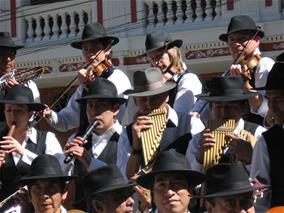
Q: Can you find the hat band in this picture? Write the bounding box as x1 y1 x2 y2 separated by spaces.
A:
134 80 164 91
206 180 251 194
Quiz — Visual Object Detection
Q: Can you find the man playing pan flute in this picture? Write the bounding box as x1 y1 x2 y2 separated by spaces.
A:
116 67 204 180
186 76 266 172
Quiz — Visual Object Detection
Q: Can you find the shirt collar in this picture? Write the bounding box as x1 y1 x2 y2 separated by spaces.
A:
92 120 122 141
27 127 37 144
166 105 178 127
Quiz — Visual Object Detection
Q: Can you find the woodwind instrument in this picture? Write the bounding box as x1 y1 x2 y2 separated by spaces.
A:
141 108 167 165
7 124 16 137
203 119 257 171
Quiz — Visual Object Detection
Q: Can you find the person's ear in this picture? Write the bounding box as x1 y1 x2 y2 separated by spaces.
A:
204 200 213 213
92 200 105 213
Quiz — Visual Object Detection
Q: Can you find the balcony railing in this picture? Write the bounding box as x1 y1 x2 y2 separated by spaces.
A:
18 0 92 46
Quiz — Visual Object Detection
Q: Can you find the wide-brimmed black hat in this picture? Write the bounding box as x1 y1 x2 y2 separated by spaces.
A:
256 52 284 90
71 23 119 49
76 77 125 104
83 165 135 198
201 162 263 198
0 85 45 111
0 32 24 49
136 151 205 189
219 15 264 42
124 67 176 97
20 154 76 186
196 76 257 102
142 30 183 56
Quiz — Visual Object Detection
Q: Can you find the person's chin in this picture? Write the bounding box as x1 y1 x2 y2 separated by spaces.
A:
38 204 54 213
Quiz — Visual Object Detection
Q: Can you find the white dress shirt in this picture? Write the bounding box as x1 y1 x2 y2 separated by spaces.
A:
46 68 131 132
186 118 267 172
12 127 64 166
66 121 122 173
172 69 202 114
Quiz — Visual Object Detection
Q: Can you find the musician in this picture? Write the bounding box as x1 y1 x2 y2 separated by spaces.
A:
82 164 135 213
20 154 76 213
202 162 259 213
63 77 126 210
0 85 64 201
136 151 205 213
116 67 204 179
143 30 202 114
43 22 131 132
186 76 266 172
220 15 274 125
250 53 284 211
0 32 40 122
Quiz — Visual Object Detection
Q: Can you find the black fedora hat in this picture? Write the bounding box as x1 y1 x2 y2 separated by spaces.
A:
76 77 125 104
136 151 205 189
83 164 135 198
202 162 262 198
0 32 24 49
143 30 183 55
124 67 176 97
219 15 264 42
71 23 119 49
20 154 76 186
196 76 257 102
0 84 45 111
256 52 284 90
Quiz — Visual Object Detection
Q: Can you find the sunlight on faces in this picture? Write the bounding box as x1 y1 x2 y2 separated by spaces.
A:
227 32 260 60
211 101 246 121
147 49 171 72
86 99 119 135
133 92 169 115
153 173 191 213
91 188 135 213
266 90 284 124
82 41 109 65
4 104 33 130
30 179 67 213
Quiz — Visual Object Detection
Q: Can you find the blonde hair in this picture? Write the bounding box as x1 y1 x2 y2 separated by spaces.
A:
166 47 184 74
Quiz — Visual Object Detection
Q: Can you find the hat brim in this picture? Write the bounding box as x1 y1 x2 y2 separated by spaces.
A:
0 101 46 111
140 39 183 57
76 95 126 105
196 184 269 198
219 29 264 42
20 174 77 186
124 81 176 97
196 92 257 102
88 182 136 198
136 170 205 189
71 37 119 49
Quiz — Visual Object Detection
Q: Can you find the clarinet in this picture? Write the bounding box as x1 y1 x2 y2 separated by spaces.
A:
64 120 98 164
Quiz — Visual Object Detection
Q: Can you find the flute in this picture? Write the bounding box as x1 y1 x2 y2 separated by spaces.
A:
7 123 16 137
64 120 98 164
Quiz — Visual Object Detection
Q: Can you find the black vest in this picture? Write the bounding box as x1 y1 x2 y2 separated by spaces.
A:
263 125 284 207
0 127 46 200
73 131 119 210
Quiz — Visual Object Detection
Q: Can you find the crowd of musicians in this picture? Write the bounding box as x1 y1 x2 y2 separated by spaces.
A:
0 14 283 213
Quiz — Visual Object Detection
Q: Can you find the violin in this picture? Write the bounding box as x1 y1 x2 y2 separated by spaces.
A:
85 59 112 82
239 54 261 81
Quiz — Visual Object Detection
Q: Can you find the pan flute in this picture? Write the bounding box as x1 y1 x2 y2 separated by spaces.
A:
203 119 257 171
141 108 167 165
